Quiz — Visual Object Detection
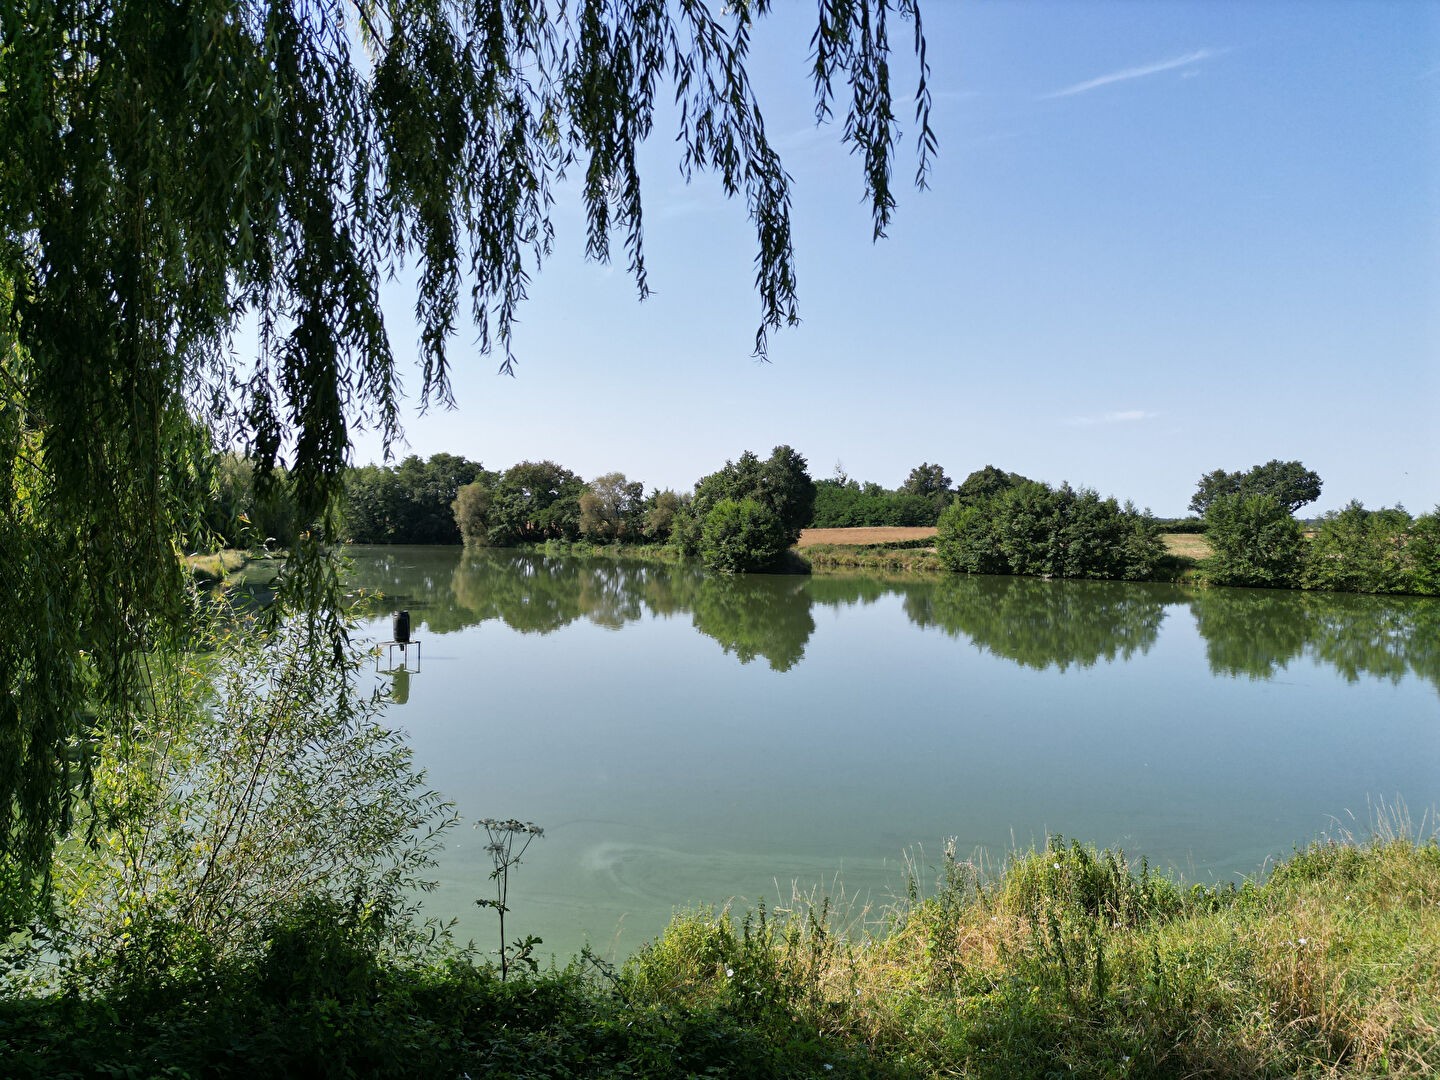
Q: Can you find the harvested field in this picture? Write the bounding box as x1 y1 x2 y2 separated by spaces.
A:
1162 532 1211 560
797 526 937 548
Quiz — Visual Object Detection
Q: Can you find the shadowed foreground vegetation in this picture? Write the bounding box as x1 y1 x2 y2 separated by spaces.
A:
5 834 1437 1078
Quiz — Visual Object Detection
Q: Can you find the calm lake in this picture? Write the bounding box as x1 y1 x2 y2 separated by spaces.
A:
347 546 1440 962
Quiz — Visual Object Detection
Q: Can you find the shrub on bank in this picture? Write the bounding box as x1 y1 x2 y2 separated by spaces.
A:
1202 492 1306 587
1203 496 1440 596
699 497 790 573
1302 501 1440 596
1407 511 1440 595
936 481 1165 581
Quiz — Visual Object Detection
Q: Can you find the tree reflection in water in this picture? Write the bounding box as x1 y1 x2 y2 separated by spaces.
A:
903 575 1171 672
343 548 1440 690
1190 587 1440 690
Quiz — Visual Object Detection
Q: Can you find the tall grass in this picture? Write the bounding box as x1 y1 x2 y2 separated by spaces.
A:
624 823 1440 1077
6 825 1438 1077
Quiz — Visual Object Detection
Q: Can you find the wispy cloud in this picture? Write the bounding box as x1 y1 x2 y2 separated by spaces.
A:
956 130 1020 151
772 124 838 153
1067 409 1159 427
656 198 711 221
1042 48 1221 99
932 89 983 102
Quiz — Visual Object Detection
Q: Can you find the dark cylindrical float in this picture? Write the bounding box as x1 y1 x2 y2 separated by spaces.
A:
393 610 411 644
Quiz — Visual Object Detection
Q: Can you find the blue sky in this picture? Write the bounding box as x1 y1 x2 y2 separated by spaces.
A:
351 1 1439 519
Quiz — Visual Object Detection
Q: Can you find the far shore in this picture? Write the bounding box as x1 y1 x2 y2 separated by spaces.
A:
188 531 1213 584
797 527 1210 578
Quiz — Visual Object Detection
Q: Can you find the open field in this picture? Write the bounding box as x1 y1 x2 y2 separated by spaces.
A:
1163 532 1212 559
798 526 937 548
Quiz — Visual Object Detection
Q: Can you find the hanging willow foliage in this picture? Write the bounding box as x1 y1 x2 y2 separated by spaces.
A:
0 0 935 904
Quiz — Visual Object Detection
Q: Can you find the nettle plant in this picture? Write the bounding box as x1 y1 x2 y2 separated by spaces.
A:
475 818 545 980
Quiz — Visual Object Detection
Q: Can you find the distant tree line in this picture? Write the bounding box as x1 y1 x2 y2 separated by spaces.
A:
194 451 489 550
199 446 1437 593
810 463 1035 528
346 454 490 545
442 445 815 573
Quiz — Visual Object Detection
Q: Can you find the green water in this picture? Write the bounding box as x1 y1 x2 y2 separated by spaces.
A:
348 546 1440 963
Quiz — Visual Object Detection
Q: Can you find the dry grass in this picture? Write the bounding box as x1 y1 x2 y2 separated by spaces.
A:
797 527 937 548
626 827 1440 1078
1163 532 1212 560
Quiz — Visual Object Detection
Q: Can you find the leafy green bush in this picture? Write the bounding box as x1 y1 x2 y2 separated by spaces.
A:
699 497 789 573
684 446 815 559
1407 511 1440 595
1302 500 1412 593
37 611 453 989
933 501 1006 574
1202 492 1305 587
1300 501 1440 596
936 481 1165 581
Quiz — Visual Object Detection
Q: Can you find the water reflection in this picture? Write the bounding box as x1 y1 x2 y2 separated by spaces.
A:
346 547 1440 691
904 576 1170 672
1188 587 1312 680
688 574 815 671
1191 587 1440 688
386 548 817 672
389 666 411 705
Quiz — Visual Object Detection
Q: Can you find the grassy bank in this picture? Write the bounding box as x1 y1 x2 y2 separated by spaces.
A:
183 548 251 582
184 549 285 588
5 833 1437 1078
802 542 944 573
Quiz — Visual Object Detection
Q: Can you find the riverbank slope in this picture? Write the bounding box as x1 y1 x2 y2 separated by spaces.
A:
6 833 1435 1077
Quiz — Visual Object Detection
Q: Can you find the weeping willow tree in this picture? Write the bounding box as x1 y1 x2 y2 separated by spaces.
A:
0 0 935 911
